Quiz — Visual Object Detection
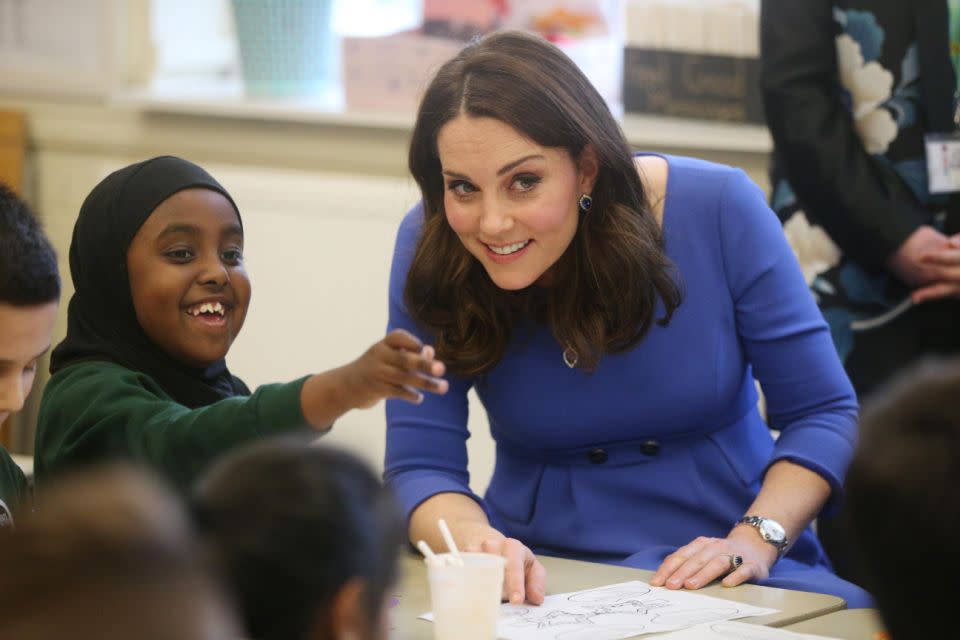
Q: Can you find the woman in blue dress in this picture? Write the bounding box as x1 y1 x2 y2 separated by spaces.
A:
385 31 872 608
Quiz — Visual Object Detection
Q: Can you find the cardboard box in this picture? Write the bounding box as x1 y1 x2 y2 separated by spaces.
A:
343 28 622 115
342 31 463 113
622 47 764 124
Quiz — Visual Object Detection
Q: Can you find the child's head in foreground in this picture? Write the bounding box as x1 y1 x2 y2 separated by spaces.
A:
0 464 240 640
846 357 960 640
192 438 405 640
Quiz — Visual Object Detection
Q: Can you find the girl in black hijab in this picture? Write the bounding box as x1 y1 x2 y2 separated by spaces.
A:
35 156 447 489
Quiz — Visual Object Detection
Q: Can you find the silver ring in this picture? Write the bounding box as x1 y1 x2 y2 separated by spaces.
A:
723 554 743 573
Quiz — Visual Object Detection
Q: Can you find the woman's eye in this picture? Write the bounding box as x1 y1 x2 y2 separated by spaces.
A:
23 360 37 375
448 181 476 197
512 174 541 191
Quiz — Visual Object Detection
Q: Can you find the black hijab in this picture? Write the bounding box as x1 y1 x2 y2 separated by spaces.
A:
50 156 251 408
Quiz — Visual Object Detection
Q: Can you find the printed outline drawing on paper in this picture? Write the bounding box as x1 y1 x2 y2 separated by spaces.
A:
493 580 778 640
566 585 653 604
649 607 742 627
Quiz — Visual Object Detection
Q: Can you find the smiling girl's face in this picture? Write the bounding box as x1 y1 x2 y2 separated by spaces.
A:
126 188 251 368
437 114 597 290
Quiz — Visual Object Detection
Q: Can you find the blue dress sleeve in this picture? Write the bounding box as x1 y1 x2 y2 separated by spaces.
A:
717 170 858 514
383 204 485 523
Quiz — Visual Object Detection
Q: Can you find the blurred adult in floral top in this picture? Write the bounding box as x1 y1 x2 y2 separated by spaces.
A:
761 0 960 583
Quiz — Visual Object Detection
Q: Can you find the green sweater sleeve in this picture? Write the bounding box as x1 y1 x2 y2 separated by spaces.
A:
0 445 27 524
35 361 311 491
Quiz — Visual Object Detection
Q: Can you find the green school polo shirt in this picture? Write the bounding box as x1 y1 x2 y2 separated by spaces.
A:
35 361 311 491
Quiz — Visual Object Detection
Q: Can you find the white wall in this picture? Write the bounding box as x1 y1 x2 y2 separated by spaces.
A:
213 163 495 492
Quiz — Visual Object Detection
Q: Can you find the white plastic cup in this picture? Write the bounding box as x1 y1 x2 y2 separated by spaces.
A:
427 552 505 640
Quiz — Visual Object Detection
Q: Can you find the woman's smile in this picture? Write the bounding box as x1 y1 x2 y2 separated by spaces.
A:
484 239 534 263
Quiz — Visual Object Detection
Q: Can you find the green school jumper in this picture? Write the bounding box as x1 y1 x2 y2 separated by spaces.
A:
0 445 27 526
35 361 311 491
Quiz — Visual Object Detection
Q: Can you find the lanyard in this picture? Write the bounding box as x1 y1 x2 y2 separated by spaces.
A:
950 0 960 125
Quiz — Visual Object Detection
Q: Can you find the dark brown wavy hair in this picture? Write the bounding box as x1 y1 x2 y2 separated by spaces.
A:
406 31 681 377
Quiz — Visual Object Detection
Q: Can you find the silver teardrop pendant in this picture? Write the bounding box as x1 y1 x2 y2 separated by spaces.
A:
562 347 578 369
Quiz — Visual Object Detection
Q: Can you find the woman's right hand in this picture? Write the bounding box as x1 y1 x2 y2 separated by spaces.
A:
410 495 546 605
461 524 547 605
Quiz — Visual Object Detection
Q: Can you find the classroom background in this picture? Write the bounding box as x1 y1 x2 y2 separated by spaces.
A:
0 0 767 493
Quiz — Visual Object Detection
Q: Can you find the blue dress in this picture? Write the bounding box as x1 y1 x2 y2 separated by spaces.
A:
385 155 872 608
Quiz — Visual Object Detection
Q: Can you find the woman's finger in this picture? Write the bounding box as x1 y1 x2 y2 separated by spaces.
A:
684 554 737 590
480 538 510 602
721 561 760 588
481 538 546 605
664 543 726 590
500 539 530 604
524 552 547 605
650 537 713 587
481 538 523 604
480 538 503 555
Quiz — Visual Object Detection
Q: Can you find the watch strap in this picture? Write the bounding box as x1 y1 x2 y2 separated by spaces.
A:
736 516 788 554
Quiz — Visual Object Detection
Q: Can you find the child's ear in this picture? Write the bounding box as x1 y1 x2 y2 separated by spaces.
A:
326 578 368 640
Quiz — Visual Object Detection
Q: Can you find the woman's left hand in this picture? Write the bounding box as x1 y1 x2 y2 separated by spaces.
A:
649 526 780 590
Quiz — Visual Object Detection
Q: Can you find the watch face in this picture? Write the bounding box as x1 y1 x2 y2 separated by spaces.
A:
759 519 786 542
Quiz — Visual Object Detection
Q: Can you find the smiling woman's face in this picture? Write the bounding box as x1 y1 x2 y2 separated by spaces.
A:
437 114 597 290
126 188 251 368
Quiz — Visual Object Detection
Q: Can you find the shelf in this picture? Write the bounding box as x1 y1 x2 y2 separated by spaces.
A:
114 79 772 154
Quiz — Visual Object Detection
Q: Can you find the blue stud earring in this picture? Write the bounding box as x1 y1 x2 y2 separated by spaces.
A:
578 193 593 213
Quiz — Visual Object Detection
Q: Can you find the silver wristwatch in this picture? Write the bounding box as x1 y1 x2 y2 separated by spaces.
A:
736 516 788 556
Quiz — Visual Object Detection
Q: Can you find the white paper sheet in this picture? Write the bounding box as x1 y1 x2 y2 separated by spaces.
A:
654 620 841 640
420 580 779 639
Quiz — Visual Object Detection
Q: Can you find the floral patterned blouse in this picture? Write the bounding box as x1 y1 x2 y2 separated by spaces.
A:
762 0 956 360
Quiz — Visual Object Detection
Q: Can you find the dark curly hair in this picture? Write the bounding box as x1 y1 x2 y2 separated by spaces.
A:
0 183 59 306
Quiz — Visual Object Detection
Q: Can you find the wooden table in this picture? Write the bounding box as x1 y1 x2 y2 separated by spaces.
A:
784 609 887 640
391 553 846 639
